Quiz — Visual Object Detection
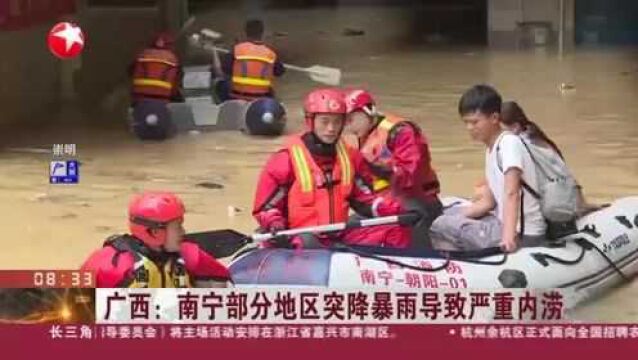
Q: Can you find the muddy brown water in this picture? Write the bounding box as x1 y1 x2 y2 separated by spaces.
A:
1 46 636 321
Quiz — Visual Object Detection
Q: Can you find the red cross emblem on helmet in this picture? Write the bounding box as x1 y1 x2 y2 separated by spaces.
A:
345 89 376 114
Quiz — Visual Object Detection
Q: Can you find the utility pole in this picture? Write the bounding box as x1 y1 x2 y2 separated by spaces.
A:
558 0 566 58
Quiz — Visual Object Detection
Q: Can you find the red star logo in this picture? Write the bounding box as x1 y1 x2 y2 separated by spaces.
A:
47 22 85 59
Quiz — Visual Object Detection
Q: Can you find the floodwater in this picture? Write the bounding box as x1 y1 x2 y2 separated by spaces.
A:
1 45 637 321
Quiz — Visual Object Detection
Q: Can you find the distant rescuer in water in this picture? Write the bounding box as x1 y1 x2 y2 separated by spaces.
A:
129 32 184 141
213 19 286 102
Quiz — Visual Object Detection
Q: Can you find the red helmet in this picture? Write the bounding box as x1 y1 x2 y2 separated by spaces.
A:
303 88 347 129
153 32 175 49
128 191 185 247
345 89 376 116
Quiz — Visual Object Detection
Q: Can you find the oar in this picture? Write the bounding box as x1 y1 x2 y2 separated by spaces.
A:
193 31 342 86
252 213 419 242
198 29 224 78
200 28 223 41
283 64 342 86
184 213 420 258
177 16 196 38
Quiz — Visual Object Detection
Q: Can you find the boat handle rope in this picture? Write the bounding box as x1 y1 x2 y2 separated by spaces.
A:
530 247 586 267
333 244 510 271
332 243 452 273
437 246 509 265
451 253 508 266
531 237 630 282
579 237 630 282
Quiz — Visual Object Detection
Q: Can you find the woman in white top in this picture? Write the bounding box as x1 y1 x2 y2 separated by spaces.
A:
500 101 596 215
501 102 564 157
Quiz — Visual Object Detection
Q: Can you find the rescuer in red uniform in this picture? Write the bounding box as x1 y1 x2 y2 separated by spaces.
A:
81 191 230 288
252 88 410 248
343 89 443 248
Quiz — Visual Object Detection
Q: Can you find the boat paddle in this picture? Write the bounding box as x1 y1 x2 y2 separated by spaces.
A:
184 212 421 258
192 30 342 86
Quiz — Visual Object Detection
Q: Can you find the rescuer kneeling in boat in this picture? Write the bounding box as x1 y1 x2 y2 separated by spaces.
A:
252 88 409 249
343 89 443 249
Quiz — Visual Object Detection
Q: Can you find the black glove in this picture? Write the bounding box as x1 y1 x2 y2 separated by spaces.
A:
259 225 293 249
398 210 423 226
268 233 294 248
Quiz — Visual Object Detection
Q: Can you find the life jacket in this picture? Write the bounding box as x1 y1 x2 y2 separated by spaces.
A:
286 135 355 228
105 235 191 288
231 41 276 100
132 48 179 100
360 114 440 199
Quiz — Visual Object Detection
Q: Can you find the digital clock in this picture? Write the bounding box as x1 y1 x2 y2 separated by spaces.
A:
0 270 95 288
32 271 95 288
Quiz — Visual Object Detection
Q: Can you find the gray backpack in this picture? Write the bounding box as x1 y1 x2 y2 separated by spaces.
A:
496 135 580 238
518 139 580 223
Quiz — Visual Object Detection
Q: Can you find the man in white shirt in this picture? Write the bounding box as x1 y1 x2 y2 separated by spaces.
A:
457 85 546 252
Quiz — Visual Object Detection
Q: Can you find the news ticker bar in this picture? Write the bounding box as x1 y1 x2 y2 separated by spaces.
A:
1 325 637 359
44 323 638 341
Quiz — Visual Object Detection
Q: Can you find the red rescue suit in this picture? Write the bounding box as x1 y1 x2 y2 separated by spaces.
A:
80 235 230 288
360 114 440 203
252 132 408 248
355 114 442 248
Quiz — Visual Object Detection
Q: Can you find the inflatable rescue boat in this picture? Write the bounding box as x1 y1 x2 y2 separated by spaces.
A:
128 65 286 138
229 196 638 306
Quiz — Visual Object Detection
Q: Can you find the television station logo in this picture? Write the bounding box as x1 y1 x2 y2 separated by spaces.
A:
47 22 85 59
49 144 79 185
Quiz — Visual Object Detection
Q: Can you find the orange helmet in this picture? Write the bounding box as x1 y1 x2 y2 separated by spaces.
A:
128 191 185 247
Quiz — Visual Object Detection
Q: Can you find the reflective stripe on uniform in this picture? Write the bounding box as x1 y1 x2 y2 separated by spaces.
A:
371 197 384 217
378 118 395 131
137 57 178 67
231 76 272 87
336 142 352 186
133 78 173 90
236 55 276 64
290 145 313 193
373 178 391 191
